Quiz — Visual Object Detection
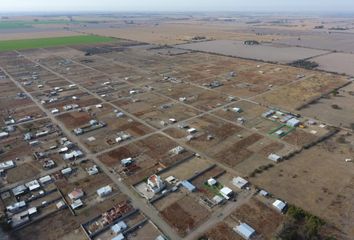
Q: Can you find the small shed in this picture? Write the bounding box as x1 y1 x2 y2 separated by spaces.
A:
181 180 196 192
112 233 125 240
111 221 127 234
70 199 83 210
268 153 282 162
207 178 217 186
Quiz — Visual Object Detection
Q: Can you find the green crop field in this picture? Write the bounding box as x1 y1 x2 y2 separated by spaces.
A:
0 35 115 52
0 21 32 29
0 20 83 29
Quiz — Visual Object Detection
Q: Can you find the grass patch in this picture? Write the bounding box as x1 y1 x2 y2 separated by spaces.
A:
0 35 115 52
202 182 223 196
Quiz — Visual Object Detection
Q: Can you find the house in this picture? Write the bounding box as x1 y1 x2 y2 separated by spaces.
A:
97 185 112 197
0 160 15 171
259 190 269 197
232 107 242 113
262 110 275 118
286 118 301 127
56 200 66 209
187 128 197 134
273 199 287 213
35 130 49 138
275 130 285 137
51 108 59 114
39 175 52 185
70 199 83 210
87 165 99 175
112 233 125 240
219 187 234 200
233 223 256 240
165 176 177 184
147 175 165 193
63 150 83 160
12 185 28 197
61 167 72 175
212 195 225 205
232 177 249 189
121 158 133 167
169 146 185 155
111 221 127 234
268 153 282 162
207 178 217 186
6 201 26 213
73 128 83 135
181 180 196 192
25 180 40 191
68 188 84 201
0 132 9 139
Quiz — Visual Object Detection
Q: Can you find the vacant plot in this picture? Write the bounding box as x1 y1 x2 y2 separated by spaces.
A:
0 35 114 51
160 195 210 237
255 73 349 110
202 222 242 240
251 135 354 237
226 198 284 239
178 40 329 63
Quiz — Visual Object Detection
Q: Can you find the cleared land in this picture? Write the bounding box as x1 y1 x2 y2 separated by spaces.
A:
311 52 354 76
178 40 329 63
300 83 354 129
0 35 114 51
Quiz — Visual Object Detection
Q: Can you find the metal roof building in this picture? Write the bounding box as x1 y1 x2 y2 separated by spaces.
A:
233 222 256 240
181 180 196 192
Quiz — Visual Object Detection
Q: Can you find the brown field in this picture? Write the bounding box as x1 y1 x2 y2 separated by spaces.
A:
300 83 354 129
202 222 242 240
99 134 193 185
0 30 83 41
255 73 349 110
225 198 284 239
311 52 354 76
160 195 210 237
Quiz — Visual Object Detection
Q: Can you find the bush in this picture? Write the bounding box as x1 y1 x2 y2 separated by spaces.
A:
331 104 341 110
289 60 319 70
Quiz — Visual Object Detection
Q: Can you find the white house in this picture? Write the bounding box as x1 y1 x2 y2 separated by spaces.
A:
219 186 234 200
97 185 112 197
273 199 287 213
147 175 165 193
232 177 249 189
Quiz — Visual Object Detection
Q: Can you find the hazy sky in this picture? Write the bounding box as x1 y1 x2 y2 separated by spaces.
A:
1 0 354 12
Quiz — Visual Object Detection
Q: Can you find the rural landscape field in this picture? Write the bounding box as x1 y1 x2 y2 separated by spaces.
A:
0 1 353 240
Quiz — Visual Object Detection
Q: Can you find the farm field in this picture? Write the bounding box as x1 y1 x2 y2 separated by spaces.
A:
311 52 354 76
0 35 115 51
300 83 354 129
178 40 329 63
